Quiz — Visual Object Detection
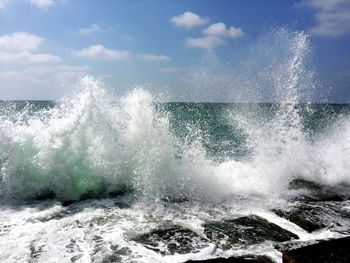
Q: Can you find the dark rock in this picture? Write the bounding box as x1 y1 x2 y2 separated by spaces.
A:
185 255 273 263
273 208 326 232
281 236 350 263
132 226 209 255
204 215 298 249
289 178 345 202
273 201 350 233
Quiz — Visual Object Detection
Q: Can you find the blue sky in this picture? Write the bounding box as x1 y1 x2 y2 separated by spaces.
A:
0 0 349 102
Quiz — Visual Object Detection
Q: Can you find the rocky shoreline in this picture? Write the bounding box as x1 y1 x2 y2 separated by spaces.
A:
184 236 350 263
12 178 349 263
282 236 350 263
132 179 350 263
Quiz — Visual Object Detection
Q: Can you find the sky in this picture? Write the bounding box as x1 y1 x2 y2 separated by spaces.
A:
0 0 349 102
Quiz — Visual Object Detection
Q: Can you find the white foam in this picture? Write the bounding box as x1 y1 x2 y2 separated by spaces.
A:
1 27 350 262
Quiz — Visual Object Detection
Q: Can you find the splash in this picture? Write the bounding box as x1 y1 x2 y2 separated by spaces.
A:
230 28 350 195
0 76 233 202
0 77 172 200
0 28 349 205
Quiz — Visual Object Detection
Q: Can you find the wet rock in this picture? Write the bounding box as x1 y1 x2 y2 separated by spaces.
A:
281 236 350 263
273 208 325 232
132 226 209 255
274 201 350 233
185 255 273 263
204 215 298 249
289 179 346 202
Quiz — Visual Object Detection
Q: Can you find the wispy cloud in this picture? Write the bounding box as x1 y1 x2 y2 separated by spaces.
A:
172 12 244 49
72 44 130 60
0 32 60 63
79 24 102 35
0 51 60 63
28 0 54 9
0 32 43 51
0 65 89 79
137 54 171 61
186 36 225 49
299 0 350 37
170 11 208 28
73 45 170 62
203 22 243 38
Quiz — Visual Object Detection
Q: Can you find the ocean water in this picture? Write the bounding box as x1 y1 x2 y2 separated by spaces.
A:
1 29 350 262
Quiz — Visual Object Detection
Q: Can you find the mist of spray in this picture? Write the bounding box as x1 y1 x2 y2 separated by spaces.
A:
0 28 349 204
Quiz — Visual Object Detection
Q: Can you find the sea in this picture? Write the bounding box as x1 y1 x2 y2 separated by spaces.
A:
0 29 350 263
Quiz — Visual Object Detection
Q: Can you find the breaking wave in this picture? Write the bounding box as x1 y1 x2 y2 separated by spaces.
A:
0 28 349 205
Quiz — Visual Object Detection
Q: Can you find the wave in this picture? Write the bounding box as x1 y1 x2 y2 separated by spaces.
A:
0 28 349 203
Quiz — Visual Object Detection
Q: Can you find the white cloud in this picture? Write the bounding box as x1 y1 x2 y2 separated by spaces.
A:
79 24 102 35
0 65 89 80
172 14 243 49
0 51 60 63
0 32 60 63
28 0 54 9
73 45 171 62
0 32 43 51
72 44 130 60
170 11 208 28
300 0 350 37
186 36 225 49
138 54 171 61
203 22 243 38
